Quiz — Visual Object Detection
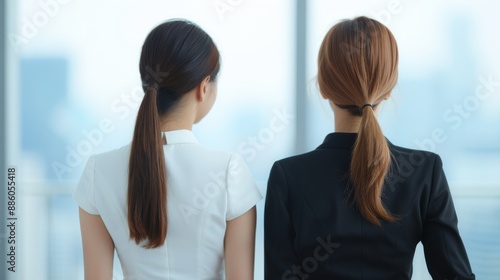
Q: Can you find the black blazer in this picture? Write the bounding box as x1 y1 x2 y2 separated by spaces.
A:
264 133 475 280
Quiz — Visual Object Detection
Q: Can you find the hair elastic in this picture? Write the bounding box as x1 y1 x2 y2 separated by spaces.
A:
146 83 159 92
361 104 373 110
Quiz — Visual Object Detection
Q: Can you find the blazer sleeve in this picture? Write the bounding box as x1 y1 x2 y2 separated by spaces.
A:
422 155 475 279
264 161 300 279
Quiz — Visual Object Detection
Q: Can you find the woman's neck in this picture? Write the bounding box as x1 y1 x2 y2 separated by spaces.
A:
159 101 196 132
333 108 361 133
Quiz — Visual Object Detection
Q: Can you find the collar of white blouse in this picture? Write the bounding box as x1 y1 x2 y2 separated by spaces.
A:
161 129 199 145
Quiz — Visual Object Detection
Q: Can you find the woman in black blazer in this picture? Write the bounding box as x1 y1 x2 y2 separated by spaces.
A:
264 16 475 279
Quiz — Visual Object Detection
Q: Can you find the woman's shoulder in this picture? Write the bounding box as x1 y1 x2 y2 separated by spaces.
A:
88 142 250 170
79 144 133 176
387 140 442 167
385 141 446 192
184 144 242 165
271 140 444 172
91 143 132 163
205 148 253 173
269 150 325 173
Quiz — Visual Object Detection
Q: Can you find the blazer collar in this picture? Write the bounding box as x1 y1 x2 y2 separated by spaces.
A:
317 133 358 149
317 132 393 149
163 129 198 145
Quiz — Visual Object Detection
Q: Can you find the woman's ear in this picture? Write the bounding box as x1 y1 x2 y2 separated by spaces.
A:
196 76 212 101
320 90 328 100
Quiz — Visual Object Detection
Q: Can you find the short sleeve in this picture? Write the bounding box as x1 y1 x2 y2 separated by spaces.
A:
225 153 263 221
73 155 99 215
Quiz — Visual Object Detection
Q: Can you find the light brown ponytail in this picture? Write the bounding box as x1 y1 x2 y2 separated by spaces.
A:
351 105 394 225
318 16 398 225
128 86 167 248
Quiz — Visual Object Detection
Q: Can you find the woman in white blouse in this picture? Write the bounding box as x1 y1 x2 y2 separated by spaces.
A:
74 19 262 280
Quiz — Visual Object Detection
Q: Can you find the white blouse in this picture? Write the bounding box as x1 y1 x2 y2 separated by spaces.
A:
73 130 262 280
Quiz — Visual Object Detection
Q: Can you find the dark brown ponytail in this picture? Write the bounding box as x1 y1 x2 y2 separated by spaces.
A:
128 86 167 248
318 16 398 225
128 20 220 248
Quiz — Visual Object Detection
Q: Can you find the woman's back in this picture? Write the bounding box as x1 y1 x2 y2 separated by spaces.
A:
265 133 474 279
264 16 473 279
75 130 261 279
75 20 261 280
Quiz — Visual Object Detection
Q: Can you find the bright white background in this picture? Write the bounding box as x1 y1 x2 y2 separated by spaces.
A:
3 0 499 279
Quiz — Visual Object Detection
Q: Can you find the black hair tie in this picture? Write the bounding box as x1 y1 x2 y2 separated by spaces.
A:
335 103 377 116
361 104 373 110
